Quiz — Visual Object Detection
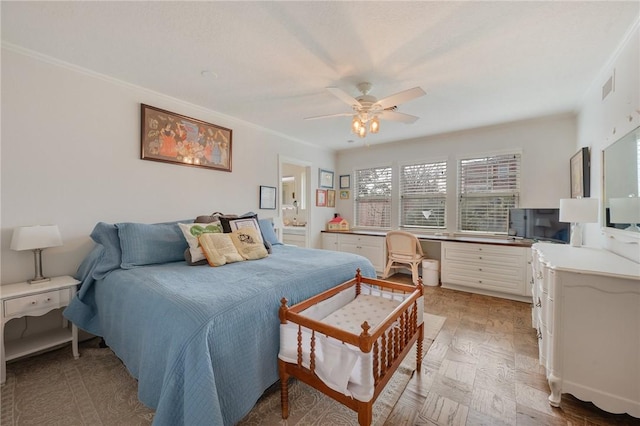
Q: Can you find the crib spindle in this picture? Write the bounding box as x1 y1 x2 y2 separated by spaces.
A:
310 330 316 373
373 340 379 384
380 333 388 376
296 325 302 366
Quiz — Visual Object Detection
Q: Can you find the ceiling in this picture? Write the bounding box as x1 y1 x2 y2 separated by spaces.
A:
2 1 638 151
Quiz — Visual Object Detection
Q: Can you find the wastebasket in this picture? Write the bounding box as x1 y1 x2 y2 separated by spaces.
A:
421 259 440 286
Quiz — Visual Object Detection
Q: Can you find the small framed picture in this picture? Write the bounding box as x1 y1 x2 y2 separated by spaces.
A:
339 174 350 189
570 147 590 198
327 190 336 207
316 189 327 206
259 185 277 209
340 190 349 199
319 169 334 188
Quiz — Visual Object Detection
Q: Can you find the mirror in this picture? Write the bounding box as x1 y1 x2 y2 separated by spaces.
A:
282 176 296 206
603 126 640 231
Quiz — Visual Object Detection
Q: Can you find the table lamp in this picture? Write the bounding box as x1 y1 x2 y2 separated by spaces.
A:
559 198 599 247
609 196 640 232
10 225 62 284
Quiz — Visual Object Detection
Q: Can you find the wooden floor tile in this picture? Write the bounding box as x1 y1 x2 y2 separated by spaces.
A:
470 386 517 425
417 392 469 426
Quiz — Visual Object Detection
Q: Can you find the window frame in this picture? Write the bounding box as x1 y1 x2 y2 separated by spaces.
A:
353 164 393 229
399 159 447 229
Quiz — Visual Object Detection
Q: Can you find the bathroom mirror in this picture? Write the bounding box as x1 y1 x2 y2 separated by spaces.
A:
282 176 295 206
603 125 640 232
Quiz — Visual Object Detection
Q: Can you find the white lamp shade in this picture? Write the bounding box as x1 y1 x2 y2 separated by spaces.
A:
559 198 599 223
10 225 62 251
610 197 640 224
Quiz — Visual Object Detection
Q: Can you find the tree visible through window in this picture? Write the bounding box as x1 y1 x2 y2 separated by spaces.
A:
354 166 392 228
458 153 521 233
400 161 446 228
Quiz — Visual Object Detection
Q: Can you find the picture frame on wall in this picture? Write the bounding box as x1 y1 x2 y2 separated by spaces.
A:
140 104 232 172
259 185 277 210
319 169 334 188
327 190 336 207
570 147 590 198
339 174 351 189
316 189 327 207
340 190 349 199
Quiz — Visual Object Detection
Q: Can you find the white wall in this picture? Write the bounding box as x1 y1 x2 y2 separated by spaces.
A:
577 19 640 261
0 46 336 284
336 114 577 232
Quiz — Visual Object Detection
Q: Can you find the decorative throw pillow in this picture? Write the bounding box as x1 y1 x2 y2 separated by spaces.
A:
219 212 273 253
230 228 269 260
178 222 223 264
198 233 244 267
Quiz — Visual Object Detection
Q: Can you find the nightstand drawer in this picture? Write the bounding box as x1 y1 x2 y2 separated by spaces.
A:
3 290 68 318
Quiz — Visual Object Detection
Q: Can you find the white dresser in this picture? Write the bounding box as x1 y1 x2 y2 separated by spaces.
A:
531 243 640 417
321 232 386 274
441 241 531 301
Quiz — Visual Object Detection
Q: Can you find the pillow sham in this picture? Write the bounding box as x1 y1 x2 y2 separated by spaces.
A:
198 233 244 267
220 212 273 253
230 227 269 260
90 222 122 278
117 221 188 269
258 218 282 246
178 222 223 264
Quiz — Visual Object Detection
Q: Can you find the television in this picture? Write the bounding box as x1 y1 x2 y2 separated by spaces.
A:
508 208 570 244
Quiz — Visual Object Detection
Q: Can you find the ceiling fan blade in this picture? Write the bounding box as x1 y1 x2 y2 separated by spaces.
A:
375 87 426 109
304 112 354 120
326 87 361 107
379 110 420 124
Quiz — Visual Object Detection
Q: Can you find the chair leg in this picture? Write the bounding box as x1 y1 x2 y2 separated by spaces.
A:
411 262 420 284
383 260 393 279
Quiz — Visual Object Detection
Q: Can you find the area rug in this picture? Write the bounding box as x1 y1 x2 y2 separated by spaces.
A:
1 314 445 426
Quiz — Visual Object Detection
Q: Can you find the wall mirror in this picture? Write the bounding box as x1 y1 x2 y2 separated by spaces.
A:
603 125 640 233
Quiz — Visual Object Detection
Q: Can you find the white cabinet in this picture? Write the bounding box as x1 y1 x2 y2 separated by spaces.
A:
532 243 640 417
441 241 529 301
321 232 386 274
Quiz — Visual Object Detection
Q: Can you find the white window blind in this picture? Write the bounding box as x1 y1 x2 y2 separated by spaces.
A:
400 161 447 228
458 153 521 233
354 166 392 228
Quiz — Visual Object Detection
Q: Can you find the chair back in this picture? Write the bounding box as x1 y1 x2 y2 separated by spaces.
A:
386 231 423 260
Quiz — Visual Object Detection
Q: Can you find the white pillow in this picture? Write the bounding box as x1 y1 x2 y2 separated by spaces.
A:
178 222 223 263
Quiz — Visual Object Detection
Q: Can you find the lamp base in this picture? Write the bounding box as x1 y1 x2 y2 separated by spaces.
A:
28 277 51 284
569 223 583 247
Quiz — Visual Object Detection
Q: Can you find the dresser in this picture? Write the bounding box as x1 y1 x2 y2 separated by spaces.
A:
321 232 386 274
531 243 640 417
441 241 531 301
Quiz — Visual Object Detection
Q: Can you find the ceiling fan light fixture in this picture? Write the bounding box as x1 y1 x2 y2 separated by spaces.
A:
357 125 367 138
351 116 362 133
369 116 380 134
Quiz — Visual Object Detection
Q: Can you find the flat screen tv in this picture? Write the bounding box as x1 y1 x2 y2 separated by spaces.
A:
508 208 570 244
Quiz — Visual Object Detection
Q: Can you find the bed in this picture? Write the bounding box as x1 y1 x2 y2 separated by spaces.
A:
63 220 376 426
278 271 424 425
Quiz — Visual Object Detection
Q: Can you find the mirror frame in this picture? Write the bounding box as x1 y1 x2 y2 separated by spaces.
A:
601 125 640 243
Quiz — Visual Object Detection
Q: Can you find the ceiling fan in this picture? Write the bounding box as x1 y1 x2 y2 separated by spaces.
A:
305 82 426 138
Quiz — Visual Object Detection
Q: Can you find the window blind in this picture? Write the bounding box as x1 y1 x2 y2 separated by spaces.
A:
354 166 392 228
400 161 447 228
458 153 521 233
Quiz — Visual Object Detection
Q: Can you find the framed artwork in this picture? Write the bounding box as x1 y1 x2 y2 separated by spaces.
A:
316 189 327 207
340 190 349 199
570 147 590 198
140 104 232 172
327 190 336 207
319 169 334 188
339 174 351 189
259 185 277 210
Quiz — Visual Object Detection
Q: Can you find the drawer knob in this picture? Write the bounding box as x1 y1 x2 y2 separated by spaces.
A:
536 297 542 308
45 298 51 302
478 268 483 271
31 301 37 305
537 330 542 340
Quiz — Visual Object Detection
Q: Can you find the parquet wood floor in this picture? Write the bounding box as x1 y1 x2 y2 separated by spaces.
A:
383 274 640 426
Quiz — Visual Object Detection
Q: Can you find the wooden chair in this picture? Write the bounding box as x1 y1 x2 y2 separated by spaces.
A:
382 231 425 284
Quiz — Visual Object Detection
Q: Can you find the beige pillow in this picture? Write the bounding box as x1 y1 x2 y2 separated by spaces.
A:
230 228 269 260
198 233 244 266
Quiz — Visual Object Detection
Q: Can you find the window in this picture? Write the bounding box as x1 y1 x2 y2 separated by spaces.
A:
354 166 392 228
400 161 447 228
458 153 521 233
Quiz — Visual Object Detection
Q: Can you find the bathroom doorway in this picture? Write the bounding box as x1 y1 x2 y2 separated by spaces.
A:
279 156 311 247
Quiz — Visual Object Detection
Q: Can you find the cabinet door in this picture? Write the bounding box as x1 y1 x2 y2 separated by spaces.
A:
321 233 339 250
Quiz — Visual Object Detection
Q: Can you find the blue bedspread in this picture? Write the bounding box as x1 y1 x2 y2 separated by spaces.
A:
64 244 375 425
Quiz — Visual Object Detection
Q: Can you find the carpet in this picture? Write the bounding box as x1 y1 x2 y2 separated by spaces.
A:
1 314 445 426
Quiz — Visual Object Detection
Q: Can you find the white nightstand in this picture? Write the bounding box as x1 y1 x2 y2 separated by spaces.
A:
1 275 80 385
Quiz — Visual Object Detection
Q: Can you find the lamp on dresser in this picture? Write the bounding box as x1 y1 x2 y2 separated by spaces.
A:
559 198 599 247
10 224 63 283
609 196 640 232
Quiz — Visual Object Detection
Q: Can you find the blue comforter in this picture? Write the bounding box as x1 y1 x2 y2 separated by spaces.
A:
64 244 376 425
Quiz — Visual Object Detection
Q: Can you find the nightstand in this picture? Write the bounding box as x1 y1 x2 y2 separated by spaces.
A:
1 275 80 385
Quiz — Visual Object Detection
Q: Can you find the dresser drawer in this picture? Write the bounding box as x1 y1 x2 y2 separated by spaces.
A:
3 289 69 318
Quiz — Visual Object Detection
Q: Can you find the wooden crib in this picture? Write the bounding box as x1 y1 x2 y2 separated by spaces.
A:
278 270 424 425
